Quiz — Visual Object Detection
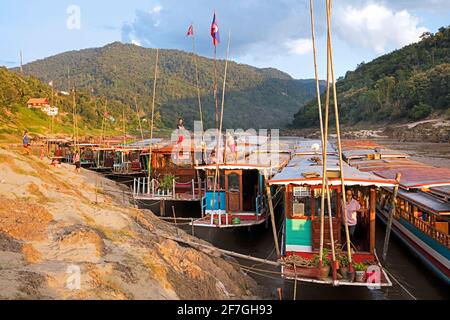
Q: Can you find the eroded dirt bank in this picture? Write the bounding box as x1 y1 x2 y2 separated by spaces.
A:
0 147 260 300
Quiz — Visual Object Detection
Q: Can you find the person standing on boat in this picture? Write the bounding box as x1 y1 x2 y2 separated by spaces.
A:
344 189 364 242
226 132 237 163
73 151 81 173
23 130 30 155
177 118 185 144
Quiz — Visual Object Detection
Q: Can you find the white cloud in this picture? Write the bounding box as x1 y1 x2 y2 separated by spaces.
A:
336 3 429 54
285 38 313 55
131 40 141 46
152 5 162 14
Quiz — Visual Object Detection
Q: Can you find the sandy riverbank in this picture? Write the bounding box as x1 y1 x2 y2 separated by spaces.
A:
0 146 260 300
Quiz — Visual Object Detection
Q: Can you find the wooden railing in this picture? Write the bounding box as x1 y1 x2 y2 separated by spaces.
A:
397 207 449 248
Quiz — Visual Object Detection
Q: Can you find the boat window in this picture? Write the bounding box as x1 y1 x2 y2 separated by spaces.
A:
313 188 337 217
292 187 311 218
228 173 240 192
206 174 224 191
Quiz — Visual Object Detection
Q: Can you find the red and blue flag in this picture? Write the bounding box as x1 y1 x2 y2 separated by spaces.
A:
210 12 220 46
187 24 194 36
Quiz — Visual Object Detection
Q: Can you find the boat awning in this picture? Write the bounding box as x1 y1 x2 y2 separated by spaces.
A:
429 186 450 199
269 154 398 187
341 139 383 150
343 148 409 161
383 187 450 216
351 159 429 172
294 139 336 155
374 167 450 189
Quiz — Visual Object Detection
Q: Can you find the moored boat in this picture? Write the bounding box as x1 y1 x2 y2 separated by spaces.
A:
269 140 396 287
342 140 450 285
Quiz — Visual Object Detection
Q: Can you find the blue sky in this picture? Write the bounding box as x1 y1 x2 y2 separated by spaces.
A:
1 0 449 79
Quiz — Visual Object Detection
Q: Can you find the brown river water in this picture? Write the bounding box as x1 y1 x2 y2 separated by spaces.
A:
149 139 450 300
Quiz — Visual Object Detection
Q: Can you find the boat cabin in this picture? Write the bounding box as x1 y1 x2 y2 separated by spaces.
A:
92 147 115 172
76 144 98 168
269 141 397 286
193 147 291 228
113 147 146 175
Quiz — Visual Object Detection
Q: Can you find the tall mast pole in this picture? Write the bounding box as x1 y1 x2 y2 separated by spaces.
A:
20 50 23 73
135 96 144 142
148 49 159 184
191 24 204 136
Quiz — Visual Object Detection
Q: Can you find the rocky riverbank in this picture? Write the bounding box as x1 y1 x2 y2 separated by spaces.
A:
0 146 260 300
283 119 450 143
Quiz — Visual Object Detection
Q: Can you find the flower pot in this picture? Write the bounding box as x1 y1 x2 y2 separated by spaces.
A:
339 266 349 279
355 271 366 282
318 265 331 280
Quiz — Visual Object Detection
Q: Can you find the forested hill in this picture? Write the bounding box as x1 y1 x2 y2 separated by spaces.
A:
18 42 324 130
0 66 133 137
292 26 450 129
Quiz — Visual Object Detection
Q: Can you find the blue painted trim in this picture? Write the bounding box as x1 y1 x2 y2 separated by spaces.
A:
399 218 450 260
378 213 450 285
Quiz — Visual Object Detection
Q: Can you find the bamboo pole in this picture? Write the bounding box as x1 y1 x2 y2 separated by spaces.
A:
382 173 401 261
100 100 107 144
266 183 281 258
325 0 353 267
122 106 126 146
159 232 280 267
191 25 204 136
135 96 144 142
211 31 231 213
148 49 159 184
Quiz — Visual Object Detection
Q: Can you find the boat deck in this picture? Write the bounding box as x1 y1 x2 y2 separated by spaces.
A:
192 212 268 228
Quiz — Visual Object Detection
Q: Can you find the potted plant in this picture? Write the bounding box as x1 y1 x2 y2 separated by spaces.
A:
337 254 350 280
312 248 330 280
158 175 175 196
353 262 368 282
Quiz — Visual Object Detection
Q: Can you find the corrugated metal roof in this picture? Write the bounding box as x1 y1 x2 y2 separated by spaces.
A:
341 140 383 150
374 167 450 189
343 148 409 160
269 154 397 187
352 159 429 172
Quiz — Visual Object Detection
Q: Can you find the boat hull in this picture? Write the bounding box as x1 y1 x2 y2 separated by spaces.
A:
377 209 450 285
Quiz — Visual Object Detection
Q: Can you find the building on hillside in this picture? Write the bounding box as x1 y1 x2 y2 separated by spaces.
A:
27 98 49 109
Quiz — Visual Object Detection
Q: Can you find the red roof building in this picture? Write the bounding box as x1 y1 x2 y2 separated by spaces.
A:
27 98 49 109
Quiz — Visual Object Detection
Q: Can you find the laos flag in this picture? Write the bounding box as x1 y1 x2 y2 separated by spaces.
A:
211 12 220 46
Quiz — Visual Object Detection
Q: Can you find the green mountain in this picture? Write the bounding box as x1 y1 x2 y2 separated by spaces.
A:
18 42 324 130
292 26 450 129
0 66 134 139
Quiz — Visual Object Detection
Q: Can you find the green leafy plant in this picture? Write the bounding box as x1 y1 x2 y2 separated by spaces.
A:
158 174 175 191
311 248 330 267
353 262 368 272
338 253 349 268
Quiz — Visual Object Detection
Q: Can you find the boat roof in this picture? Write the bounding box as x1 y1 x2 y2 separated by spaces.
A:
343 148 409 161
374 167 450 189
429 186 450 198
351 158 429 172
195 152 291 173
341 140 383 149
269 153 398 187
384 187 450 216
293 139 336 155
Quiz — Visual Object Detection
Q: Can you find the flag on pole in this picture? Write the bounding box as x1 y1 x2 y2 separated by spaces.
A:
211 12 220 46
187 24 194 36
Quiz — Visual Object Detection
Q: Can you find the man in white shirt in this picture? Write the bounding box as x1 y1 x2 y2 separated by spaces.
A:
344 189 364 241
